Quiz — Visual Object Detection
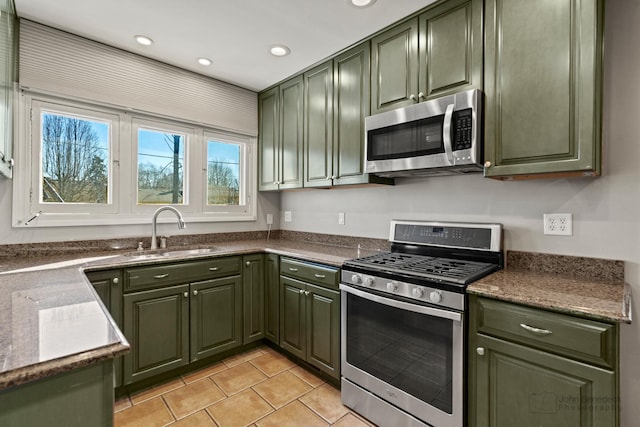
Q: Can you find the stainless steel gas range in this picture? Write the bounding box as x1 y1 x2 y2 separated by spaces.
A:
340 220 503 427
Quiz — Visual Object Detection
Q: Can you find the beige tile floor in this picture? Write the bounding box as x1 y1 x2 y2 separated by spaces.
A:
114 346 376 427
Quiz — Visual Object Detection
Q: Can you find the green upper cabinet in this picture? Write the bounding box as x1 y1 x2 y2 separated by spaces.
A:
371 0 482 115
483 0 604 178
371 19 419 115
418 0 483 99
304 60 334 188
258 76 304 190
0 0 16 179
303 42 385 188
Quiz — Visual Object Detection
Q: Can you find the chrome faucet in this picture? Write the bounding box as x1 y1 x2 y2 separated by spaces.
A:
150 206 186 250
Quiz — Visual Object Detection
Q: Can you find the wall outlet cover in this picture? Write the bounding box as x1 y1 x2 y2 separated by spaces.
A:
266 213 273 225
284 211 292 222
338 212 345 225
543 213 573 236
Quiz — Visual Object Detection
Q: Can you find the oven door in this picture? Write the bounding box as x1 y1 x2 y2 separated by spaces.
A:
340 283 464 427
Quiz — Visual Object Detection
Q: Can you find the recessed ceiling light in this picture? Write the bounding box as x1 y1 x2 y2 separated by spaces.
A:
348 0 377 7
270 45 291 57
134 35 154 46
197 57 212 66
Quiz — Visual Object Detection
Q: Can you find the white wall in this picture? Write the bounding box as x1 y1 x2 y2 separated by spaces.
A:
281 1 640 424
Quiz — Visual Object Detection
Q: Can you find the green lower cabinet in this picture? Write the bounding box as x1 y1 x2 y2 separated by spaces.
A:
469 295 619 427
190 275 242 361
0 362 114 427
280 275 340 379
264 253 280 344
242 254 265 344
123 284 190 384
85 269 123 387
473 334 616 427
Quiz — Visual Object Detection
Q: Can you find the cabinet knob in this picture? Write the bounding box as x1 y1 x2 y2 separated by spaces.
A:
193 290 198 296
304 290 310 296
183 292 189 298
409 94 417 101
476 347 485 356
418 92 425 100
484 161 492 168
246 261 251 267
112 277 119 284
299 289 305 294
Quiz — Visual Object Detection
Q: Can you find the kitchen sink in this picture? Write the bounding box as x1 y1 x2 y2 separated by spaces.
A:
123 247 219 259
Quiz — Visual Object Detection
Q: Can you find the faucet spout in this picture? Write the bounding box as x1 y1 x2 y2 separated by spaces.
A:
151 206 186 250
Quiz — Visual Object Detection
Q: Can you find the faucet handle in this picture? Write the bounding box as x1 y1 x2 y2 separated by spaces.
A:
160 236 168 249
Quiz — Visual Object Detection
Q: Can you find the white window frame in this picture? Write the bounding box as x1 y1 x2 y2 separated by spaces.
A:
12 91 257 227
202 130 254 217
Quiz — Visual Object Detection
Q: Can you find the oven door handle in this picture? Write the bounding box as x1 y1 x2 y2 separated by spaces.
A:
340 284 462 322
442 103 455 165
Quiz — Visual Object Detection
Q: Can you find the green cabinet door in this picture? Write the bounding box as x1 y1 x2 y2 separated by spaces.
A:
123 284 189 384
483 0 604 178
371 18 419 115
190 275 242 361
264 253 280 344
418 0 482 99
258 86 279 191
279 75 304 189
306 283 340 379
304 60 333 188
242 254 265 344
473 334 617 427
280 276 306 360
85 269 123 387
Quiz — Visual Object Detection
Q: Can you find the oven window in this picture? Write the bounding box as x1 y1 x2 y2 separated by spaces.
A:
345 292 453 414
367 115 444 160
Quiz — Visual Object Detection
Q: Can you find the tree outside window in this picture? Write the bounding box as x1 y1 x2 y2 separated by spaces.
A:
207 140 240 206
137 129 185 205
40 112 109 204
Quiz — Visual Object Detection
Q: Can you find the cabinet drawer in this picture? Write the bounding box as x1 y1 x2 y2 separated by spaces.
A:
280 257 339 290
475 297 617 368
125 256 241 292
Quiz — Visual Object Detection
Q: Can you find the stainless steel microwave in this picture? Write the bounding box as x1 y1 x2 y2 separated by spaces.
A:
365 88 482 177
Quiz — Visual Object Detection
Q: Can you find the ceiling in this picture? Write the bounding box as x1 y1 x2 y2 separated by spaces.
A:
14 0 438 92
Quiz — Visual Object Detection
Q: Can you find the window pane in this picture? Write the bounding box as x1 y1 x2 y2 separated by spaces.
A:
137 129 185 204
207 140 240 206
41 112 109 204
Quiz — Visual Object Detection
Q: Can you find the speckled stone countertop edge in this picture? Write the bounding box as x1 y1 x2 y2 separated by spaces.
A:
0 342 130 391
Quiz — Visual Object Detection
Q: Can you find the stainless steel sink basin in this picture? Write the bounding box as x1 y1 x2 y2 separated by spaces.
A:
163 248 220 257
123 247 219 259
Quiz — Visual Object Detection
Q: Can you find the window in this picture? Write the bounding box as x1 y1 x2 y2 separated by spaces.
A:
28 100 119 215
13 93 256 227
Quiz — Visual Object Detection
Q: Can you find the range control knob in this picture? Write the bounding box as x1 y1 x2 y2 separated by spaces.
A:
386 282 398 292
412 287 424 298
363 277 375 287
351 274 362 284
429 290 443 304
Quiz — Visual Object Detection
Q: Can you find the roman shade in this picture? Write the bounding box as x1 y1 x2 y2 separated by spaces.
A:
19 20 257 136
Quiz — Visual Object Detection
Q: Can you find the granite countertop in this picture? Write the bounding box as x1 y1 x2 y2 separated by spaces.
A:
0 238 376 391
467 251 632 324
0 239 632 392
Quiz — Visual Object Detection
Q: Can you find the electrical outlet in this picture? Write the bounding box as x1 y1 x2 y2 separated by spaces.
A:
284 211 292 222
543 213 573 236
338 212 345 225
266 213 273 225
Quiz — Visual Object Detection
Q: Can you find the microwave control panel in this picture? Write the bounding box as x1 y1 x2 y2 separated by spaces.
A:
453 108 473 151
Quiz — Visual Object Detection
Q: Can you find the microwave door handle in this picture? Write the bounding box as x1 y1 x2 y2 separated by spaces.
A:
442 103 455 165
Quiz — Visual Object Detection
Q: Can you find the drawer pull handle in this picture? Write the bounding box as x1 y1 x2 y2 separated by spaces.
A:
289 267 299 272
519 323 553 335
314 274 326 279
153 274 169 279
209 267 219 271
